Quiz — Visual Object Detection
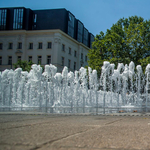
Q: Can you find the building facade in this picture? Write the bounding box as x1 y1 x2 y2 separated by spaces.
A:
0 7 94 72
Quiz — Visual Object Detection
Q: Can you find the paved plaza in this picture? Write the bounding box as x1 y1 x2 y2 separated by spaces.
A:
0 112 150 150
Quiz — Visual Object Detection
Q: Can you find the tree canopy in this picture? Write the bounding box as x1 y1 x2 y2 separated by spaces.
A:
88 16 150 75
13 60 33 72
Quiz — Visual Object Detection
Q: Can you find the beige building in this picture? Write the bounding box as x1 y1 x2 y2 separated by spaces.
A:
0 29 90 72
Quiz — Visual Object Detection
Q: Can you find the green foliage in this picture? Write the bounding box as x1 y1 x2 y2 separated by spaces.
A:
139 56 150 72
13 60 33 72
37 61 44 72
88 16 150 74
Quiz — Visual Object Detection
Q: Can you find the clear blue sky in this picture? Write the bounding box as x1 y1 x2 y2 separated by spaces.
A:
0 0 150 36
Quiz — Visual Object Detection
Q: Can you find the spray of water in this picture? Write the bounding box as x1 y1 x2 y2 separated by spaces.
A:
0 61 149 113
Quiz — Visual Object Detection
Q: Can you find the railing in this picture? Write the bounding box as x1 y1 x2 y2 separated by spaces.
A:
0 105 149 114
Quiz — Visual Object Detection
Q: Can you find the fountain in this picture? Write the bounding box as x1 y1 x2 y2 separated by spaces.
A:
0 61 150 114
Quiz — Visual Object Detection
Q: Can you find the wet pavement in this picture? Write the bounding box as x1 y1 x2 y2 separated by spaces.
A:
0 112 150 150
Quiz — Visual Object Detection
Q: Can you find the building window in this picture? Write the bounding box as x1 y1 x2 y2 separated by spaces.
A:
68 59 71 68
0 43 3 50
62 57 64 66
77 21 83 43
37 56 42 64
0 56 2 65
81 53 83 60
68 12 75 38
33 14 37 23
90 34 95 49
8 43 13 49
0 9 7 30
47 42 52 49
38 42 42 49
85 55 87 62
18 42 22 49
74 50 77 57
62 44 65 51
29 43 33 49
28 56 32 62
69 47 71 55
83 28 89 46
13 8 24 30
8 56 12 65
74 62 76 70
47 55 51 64
33 14 37 29
17 56 21 61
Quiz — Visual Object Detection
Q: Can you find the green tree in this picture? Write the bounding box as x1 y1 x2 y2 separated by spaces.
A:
13 60 33 72
88 16 150 75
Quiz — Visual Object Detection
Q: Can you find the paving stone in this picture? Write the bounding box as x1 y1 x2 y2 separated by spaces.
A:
0 113 150 150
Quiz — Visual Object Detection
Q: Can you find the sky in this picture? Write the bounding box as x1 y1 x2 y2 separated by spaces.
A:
0 0 150 36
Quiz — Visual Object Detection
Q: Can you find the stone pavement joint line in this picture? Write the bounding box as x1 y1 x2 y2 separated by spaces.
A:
104 119 123 125
1 114 150 150
30 129 91 150
30 118 124 150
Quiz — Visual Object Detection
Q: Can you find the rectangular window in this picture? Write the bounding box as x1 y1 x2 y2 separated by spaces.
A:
0 56 2 65
69 47 71 54
90 34 95 49
29 43 33 49
81 53 83 60
33 14 37 29
0 43 3 50
68 59 71 68
74 50 77 57
33 14 37 23
62 57 64 66
37 56 42 64
47 42 52 49
0 9 7 30
77 21 83 43
17 56 21 61
85 55 87 62
13 8 24 30
28 56 32 62
74 62 76 70
62 44 65 51
8 43 13 49
18 42 22 49
68 12 75 38
83 28 89 46
38 42 42 49
8 56 12 65
47 55 51 64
